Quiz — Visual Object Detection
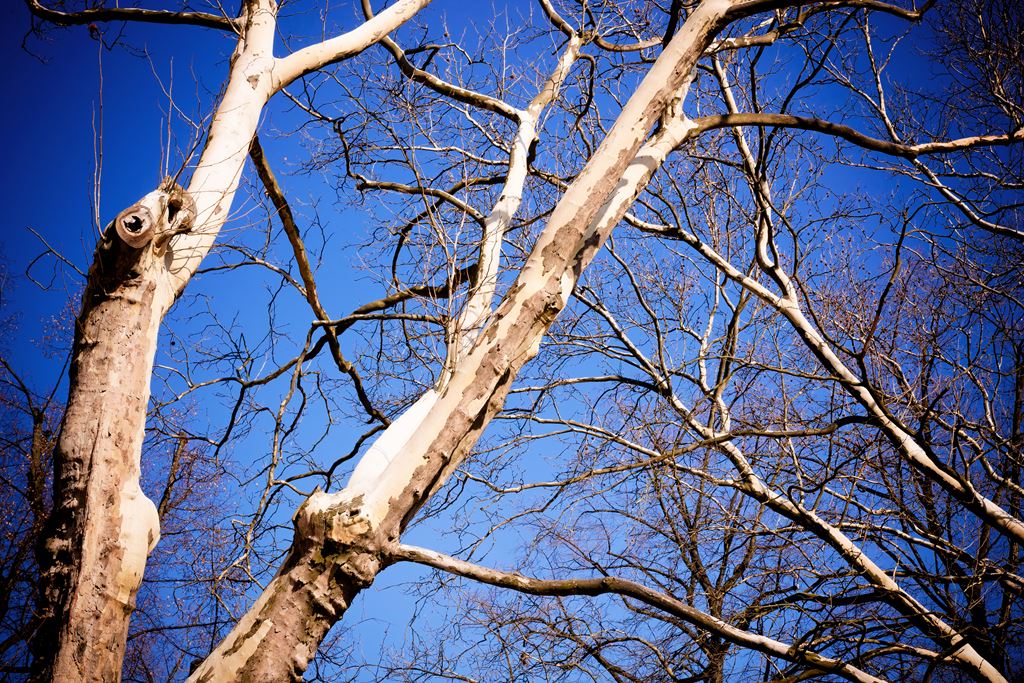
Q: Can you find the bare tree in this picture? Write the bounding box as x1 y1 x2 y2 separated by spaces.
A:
12 0 1024 681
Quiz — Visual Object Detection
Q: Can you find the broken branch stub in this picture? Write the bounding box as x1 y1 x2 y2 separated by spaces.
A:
114 204 155 249
113 177 196 250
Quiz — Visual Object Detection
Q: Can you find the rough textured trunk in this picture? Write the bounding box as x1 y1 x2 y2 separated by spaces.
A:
31 189 184 681
187 494 383 681
191 3 731 678
28 0 435 676
30 8 274 680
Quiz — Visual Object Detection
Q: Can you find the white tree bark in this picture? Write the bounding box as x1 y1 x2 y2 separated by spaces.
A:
189 3 734 679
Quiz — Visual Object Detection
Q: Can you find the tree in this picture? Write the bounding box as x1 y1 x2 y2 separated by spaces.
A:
6 0 1024 680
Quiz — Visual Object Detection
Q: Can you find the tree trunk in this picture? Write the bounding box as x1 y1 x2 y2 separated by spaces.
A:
31 227 172 681
187 493 383 681
29 7 276 678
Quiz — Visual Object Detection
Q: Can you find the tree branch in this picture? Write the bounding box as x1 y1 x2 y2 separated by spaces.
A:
361 0 520 121
690 112 1024 159
24 0 238 32
272 0 433 92
249 135 388 426
389 543 889 683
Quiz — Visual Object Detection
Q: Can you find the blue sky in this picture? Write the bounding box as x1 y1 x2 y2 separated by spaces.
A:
1 4 222 376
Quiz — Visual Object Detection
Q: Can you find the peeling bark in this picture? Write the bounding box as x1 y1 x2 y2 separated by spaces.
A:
31 184 185 682
30 6 275 680
187 493 383 681
194 4 731 678
28 1 434 678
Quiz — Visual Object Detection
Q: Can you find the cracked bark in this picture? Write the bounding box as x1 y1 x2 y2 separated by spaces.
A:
30 182 190 683
27 0 432 677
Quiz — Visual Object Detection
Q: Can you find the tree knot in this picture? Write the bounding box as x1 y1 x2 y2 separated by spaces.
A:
113 177 196 254
294 491 385 589
294 490 381 563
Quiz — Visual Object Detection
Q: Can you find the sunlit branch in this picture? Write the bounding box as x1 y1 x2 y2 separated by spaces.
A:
389 543 890 683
